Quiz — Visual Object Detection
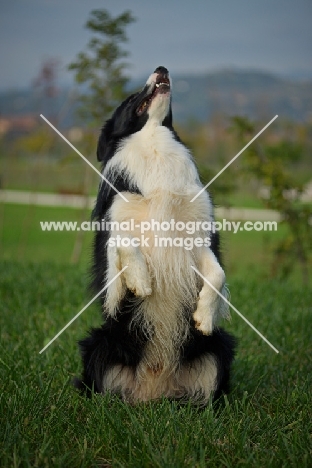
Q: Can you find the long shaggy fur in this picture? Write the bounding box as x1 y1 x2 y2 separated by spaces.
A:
75 66 236 404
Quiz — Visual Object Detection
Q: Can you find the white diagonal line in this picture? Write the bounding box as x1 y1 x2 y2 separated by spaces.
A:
191 266 279 353
190 115 278 202
40 114 129 203
39 266 128 354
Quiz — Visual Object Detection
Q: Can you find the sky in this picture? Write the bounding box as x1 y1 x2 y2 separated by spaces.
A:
0 0 311 90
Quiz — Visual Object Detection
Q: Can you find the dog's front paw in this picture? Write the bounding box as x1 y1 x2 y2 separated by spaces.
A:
123 265 152 297
193 304 213 335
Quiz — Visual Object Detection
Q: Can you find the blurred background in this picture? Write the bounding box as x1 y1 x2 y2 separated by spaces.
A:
0 0 311 282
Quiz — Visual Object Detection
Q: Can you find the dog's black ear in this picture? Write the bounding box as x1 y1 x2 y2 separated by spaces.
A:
97 119 114 162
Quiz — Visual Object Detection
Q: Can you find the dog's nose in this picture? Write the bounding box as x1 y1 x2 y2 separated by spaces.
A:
154 66 169 76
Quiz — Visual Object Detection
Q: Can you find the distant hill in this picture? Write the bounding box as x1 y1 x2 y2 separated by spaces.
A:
0 69 311 129
171 69 312 123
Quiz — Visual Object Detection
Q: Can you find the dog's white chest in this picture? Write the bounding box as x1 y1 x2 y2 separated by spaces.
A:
110 124 200 197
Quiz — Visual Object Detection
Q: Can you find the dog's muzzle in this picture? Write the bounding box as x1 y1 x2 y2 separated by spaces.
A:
136 66 171 116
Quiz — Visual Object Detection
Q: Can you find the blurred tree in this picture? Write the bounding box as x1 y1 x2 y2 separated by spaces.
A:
67 9 135 263
68 8 135 127
32 57 61 123
33 58 60 98
231 116 311 283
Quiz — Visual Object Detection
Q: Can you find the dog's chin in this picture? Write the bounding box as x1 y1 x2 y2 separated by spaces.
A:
147 93 171 123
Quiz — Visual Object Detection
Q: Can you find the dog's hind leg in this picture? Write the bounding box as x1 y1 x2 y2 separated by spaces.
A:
75 315 146 397
193 248 229 335
178 327 236 403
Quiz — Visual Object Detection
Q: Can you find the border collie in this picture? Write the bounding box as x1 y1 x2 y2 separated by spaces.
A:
75 66 236 404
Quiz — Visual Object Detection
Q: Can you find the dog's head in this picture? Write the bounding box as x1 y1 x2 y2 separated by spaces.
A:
97 66 173 162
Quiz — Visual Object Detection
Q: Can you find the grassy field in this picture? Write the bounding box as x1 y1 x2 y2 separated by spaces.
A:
0 203 93 265
1 261 311 467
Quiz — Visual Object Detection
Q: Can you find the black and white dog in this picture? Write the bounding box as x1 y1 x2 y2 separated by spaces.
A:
75 66 236 404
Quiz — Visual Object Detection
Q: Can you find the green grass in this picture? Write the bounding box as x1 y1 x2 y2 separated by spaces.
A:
1 261 311 467
0 203 93 265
